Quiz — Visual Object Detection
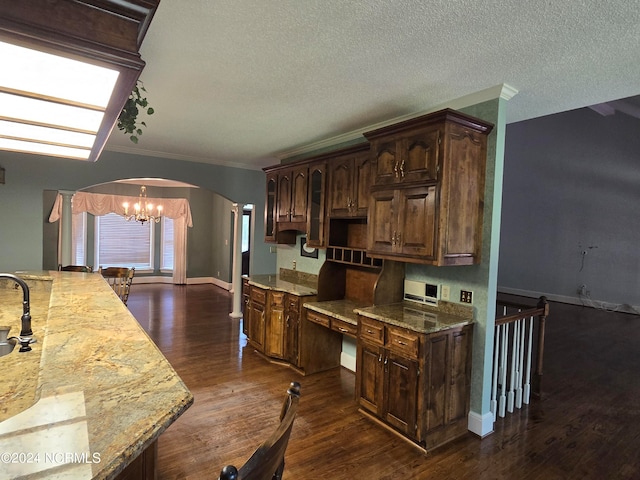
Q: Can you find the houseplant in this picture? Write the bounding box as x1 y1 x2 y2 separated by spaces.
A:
117 81 154 144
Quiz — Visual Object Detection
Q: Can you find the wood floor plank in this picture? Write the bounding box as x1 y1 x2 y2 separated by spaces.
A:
127 284 640 479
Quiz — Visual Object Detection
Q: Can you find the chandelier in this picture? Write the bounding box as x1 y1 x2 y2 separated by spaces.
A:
122 186 162 224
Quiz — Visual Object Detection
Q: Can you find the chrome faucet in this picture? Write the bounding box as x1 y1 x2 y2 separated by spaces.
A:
0 273 33 351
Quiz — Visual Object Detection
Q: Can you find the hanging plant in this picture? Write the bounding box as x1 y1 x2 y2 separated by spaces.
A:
117 80 155 144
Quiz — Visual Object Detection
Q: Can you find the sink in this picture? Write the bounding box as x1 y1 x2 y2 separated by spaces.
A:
0 339 17 358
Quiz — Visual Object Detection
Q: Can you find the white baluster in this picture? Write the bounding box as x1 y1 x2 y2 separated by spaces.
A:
516 318 525 409
491 325 500 422
507 317 518 413
499 323 508 418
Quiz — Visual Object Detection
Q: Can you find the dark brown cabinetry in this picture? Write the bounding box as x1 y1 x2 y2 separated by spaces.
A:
356 315 473 450
264 173 278 242
276 165 308 224
365 109 493 266
246 286 267 352
306 161 327 248
368 185 437 259
327 146 371 218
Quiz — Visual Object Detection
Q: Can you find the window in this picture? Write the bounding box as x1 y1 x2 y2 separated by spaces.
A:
71 212 87 265
95 213 153 270
161 217 174 271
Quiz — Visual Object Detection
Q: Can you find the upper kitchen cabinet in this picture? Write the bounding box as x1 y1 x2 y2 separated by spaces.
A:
368 127 440 187
277 164 308 224
263 164 307 244
306 161 327 248
364 109 494 266
327 144 371 218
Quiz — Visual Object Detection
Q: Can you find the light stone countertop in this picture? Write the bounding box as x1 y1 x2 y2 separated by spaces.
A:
247 274 317 296
354 301 473 334
0 271 193 480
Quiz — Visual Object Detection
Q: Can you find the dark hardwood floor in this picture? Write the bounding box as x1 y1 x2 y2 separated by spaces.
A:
127 284 640 479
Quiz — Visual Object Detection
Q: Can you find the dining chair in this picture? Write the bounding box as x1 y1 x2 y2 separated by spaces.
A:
99 267 135 305
218 381 301 480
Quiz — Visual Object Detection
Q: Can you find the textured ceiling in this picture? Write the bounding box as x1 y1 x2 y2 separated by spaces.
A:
104 0 640 169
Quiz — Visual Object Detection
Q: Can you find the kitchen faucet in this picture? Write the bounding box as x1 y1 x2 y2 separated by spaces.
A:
0 273 33 351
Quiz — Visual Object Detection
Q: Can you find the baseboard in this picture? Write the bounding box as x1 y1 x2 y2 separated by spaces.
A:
340 352 356 372
186 277 232 290
467 410 494 438
134 276 173 284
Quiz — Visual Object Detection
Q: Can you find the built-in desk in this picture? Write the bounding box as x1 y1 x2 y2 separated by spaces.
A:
0 271 193 479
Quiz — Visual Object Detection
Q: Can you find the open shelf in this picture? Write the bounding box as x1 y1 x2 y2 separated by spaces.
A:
326 246 383 268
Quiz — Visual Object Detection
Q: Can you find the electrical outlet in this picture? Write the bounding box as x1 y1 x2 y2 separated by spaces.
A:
460 290 473 303
441 285 450 301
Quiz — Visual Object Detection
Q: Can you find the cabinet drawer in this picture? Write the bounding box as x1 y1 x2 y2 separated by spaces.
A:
250 287 267 305
270 291 285 307
386 326 420 359
306 310 330 328
331 318 357 337
359 317 384 346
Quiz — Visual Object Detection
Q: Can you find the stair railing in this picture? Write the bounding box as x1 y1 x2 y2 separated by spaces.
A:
491 296 549 421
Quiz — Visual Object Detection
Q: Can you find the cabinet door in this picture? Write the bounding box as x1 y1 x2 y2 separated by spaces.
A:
353 152 372 217
328 157 353 217
266 292 286 359
367 189 396 255
306 162 326 248
264 173 277 242
276 171 292 222
372 139 400 186
397 186 437 259
384 351 420 441
424 333 448 432
398 128 440 184
447 328 472 425
357 341 384 416
284 299 300 366
249 301 266 352
290 165 308 223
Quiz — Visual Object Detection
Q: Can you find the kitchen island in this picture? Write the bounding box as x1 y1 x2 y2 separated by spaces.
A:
0 271 193 479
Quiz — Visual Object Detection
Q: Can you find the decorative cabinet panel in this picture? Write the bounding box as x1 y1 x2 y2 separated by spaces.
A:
277 165 308 223
265 292 286 359
247 287 267 352
368 186 436 260
284 295 301 365
369 127 440 187
356 315 473 450
264 173 278 242
328 147 371 218
242 277 250 336
306 161 327 248
364 109 493 266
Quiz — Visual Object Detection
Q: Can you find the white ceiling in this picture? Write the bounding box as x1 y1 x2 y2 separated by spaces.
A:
103 0 640 170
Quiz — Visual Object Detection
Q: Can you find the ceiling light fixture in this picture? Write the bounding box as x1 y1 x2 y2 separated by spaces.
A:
122 186 162 224
0 1 159 162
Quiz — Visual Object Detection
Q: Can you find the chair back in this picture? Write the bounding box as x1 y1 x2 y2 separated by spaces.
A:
99 267 135 305
58 264 93 273
218 382 301 480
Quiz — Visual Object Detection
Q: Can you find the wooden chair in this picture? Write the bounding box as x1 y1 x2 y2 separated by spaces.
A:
218 382 301 480
58 264 93 273
99 267 135 305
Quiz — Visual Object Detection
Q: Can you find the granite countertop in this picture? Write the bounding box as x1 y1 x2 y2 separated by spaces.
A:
0 271 193 479
354 301 474 334
303 299 368 325
247 274 317 296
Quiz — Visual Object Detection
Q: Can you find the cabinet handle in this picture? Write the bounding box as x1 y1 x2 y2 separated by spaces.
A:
378 353 383 362
399 158 405 178
286 315 290 327
338 327 348 333
384 357 388 365
397 340 407 346
366 329 374 334
394 160 399 178
396 232 401 245
392 231 397 245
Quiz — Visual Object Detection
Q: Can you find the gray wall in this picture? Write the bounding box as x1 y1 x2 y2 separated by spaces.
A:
0 149 276 276
499 107 640 308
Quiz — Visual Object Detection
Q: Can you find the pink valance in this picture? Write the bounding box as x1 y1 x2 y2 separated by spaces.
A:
49 191 193 227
